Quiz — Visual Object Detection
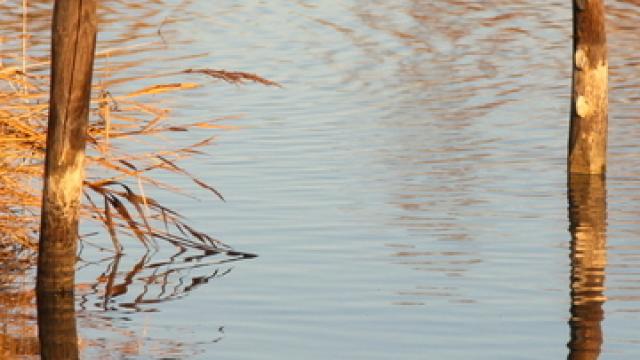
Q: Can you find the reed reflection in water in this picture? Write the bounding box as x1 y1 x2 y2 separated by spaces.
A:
76 246 243 313
0 246 241 358
0 249 38 359
74 248 241 358
567 175 607 360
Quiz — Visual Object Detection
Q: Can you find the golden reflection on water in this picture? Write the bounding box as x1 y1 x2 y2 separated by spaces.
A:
0 250 38 359
567 175 607 360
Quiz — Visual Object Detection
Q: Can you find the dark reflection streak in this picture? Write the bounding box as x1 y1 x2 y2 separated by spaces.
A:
76 253 117 271
567 174 607 360
172 275 187 298
158 269 171 298
102 255 148 303
77 255 117 311
37 291 79 360
103 254 122 310
82 249 243 312
169 246 188 263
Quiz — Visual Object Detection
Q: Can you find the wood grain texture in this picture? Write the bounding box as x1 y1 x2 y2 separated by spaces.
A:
569 0 608 174
38 0 97 298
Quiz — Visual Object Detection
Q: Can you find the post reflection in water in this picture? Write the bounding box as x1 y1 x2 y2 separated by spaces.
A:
36 289 79 360
567 174 607 360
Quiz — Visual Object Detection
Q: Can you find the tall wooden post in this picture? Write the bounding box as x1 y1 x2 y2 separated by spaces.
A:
37 1 97 358
569 0 608 174
567 174 607 360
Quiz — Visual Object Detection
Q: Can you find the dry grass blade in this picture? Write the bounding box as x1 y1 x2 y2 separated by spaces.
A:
157 155 225 202
183 68 282 87
106 195 150 249
103 195 122 253
125 82 199 98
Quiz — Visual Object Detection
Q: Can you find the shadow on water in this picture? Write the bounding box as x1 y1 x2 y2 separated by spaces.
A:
567 174 607 360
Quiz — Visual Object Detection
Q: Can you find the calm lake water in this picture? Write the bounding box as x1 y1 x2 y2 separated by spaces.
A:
2 0 640 359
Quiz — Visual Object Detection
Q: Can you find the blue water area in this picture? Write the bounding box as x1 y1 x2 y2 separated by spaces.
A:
1 1 640 359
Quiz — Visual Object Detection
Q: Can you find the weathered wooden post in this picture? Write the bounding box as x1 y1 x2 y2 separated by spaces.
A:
37 1 97 358
567 174 607 360
568 0 608 174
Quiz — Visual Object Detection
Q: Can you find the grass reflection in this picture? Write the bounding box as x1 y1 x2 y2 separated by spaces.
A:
76 247 244 313
0 248 38 359
0 246 240 358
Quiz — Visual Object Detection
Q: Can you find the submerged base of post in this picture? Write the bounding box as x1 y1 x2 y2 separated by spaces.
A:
37 289 79 360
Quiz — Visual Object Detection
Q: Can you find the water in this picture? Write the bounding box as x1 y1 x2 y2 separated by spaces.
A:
2 0 640 358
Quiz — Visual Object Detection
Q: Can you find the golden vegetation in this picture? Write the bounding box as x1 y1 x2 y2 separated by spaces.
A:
0 0 276 255
0 0 276 357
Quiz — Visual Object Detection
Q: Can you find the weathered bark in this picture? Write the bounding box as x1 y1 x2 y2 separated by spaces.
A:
569 0 608 174
37 291 79 360
37 1 97 358
567 174 607 360
37 0 97 292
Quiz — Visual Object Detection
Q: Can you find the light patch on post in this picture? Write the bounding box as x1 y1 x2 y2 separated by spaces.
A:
50 152 86 216
576 0 588 11
584 62 608 117
576 61 608 119
575 48 588 70
576 96 590 118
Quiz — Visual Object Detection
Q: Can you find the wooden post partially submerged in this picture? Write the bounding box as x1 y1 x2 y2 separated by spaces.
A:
37 1 97 357
569 0 608 174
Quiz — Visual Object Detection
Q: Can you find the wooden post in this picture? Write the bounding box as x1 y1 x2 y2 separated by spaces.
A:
38 0 97 292
569 0 608 174
37 1 97 358
567 174 607 360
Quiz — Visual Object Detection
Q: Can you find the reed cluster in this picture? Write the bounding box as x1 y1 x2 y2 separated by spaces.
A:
0 0 277 254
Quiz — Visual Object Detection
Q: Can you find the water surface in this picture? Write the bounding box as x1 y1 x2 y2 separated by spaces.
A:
1 1 640 359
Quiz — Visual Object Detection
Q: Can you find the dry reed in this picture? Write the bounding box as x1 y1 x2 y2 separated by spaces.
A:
0 0 277 257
